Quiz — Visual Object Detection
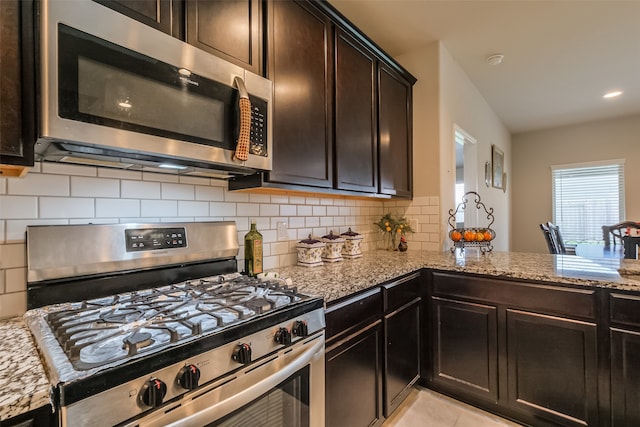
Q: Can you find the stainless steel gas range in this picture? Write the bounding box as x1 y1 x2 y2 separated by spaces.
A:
24 222 325 427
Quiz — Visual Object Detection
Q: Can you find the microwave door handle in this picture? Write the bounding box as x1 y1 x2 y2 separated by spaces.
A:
233 76 251 163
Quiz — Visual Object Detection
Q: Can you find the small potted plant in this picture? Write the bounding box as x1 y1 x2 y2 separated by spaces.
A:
375 213 414 251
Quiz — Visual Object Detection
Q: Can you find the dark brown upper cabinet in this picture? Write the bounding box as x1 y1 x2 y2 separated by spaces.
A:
186 0 262 75
265 0 334 188
92 0 182 38
378 63 413 198
334 29 378 193
0 0 35 177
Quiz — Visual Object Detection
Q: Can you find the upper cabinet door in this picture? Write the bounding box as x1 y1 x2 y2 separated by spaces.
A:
334 29 377 193
378 63 413 198
0 0 35 177
92 0 180 37
267 1 333 188
186 0 262 74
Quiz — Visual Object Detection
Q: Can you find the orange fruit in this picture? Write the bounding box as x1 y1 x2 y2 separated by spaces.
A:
463 230 476 241
451 231 462 242
483 230 492 241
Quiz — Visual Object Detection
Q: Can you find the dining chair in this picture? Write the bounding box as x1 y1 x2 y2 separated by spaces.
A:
540 223 560 254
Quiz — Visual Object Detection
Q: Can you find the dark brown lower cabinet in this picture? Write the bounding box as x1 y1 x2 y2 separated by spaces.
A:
611 328 640 426
431 297 498 403
506 309 598 427
428 271 600 427
326 321 384 427
384 298 421 416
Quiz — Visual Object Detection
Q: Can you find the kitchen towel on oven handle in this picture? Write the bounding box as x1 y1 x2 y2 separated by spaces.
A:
233 76 251 163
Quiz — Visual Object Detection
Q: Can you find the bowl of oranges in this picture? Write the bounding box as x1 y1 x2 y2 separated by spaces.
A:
449 228 495 252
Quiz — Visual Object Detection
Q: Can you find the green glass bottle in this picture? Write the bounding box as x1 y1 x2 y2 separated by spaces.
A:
244 220 263 276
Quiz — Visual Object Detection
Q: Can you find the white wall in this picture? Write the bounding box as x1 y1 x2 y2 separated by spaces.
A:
438 46 511 251
511 114 640 253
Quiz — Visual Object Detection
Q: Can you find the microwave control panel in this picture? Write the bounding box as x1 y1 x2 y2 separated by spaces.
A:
249 96 268 157
125 227 187 252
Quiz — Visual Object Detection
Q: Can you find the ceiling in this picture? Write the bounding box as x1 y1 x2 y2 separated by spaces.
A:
329 0 640 134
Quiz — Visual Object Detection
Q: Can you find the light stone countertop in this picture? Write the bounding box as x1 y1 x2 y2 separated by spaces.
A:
274 250 640 304
0 317 51 422
3 249 640 421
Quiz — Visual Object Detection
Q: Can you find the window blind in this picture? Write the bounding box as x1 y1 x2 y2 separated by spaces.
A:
552 161 625 244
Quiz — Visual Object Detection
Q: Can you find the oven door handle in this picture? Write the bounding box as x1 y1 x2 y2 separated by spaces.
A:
165 336 324 427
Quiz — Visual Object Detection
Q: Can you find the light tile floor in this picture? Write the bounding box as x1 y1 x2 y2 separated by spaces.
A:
382 386 523 427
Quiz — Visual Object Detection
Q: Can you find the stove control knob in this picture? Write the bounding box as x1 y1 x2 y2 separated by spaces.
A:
141 378 167 408
292 320 309 337
232 343 252 364
275 327 292 346
178 364 201 390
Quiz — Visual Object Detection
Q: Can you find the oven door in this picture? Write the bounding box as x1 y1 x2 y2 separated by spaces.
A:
124 333 324 427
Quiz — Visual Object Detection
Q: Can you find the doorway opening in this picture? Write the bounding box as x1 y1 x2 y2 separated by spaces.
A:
454 125 478 228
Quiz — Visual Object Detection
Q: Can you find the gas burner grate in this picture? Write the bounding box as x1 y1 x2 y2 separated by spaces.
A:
44 274 303 370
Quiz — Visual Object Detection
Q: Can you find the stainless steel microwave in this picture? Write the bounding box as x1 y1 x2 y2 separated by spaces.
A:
36 0 272 177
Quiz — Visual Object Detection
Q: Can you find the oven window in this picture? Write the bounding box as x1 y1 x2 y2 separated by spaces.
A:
208 366 310 427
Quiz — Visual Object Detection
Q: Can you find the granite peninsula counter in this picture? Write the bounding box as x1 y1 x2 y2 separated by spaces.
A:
3 249 640 422
274 249 640 303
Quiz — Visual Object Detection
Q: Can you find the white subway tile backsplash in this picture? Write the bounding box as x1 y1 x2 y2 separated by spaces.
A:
98 168 142 180
178 201 209 217
305 217 320 227
195 186 224 201
288 196 305 205
0 196 38 219
249 194 271 203
141 200 178 217
0 291 26 319
0 243 26 269
41 162 97 177
143 172 180 183
224 192 250 203
270 195 288 204
320 216 334 227
71 177 120 198
162 183 195 200
297 205 312 216
8 173 70 196
96 199 140 218
6 219 68 242
0 160 427 318
122 180 161 199
259 204 279 217
179 176 211 186
280 205 296 216
5 267 26 293
40 197 94 218
312 206 326 216
288 217 305 228
236 203 260 217
211 202 236 217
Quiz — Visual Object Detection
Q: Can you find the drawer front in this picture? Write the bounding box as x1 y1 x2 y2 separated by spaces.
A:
610 293 640 328
383 271 421 313
326 288 382 341
432 271 596 320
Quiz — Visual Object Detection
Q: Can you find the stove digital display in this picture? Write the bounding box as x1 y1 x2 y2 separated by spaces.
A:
125 227 187 252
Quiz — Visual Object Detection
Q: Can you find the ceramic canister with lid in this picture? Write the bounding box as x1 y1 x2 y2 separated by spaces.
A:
340 228 363 258
296 235 325 267
321 230 345 262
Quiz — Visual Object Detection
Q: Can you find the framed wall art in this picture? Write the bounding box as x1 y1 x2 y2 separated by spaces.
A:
491 145 504 189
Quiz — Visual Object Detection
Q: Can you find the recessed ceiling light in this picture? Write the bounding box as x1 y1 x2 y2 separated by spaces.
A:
603 90 623 99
